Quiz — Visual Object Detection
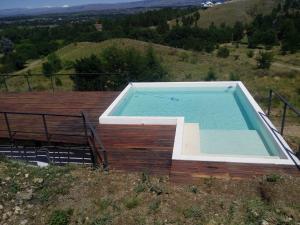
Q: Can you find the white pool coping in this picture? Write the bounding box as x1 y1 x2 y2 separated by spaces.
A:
99 82 300 166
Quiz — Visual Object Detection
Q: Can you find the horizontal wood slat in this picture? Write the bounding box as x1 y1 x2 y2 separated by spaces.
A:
100 124 176 175
170 160 300 182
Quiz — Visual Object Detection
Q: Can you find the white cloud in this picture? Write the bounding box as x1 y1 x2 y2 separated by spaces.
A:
62 5 70 8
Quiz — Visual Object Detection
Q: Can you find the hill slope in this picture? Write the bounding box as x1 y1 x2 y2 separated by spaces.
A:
170 0 281 28
1 159 300 225
9 38 300 104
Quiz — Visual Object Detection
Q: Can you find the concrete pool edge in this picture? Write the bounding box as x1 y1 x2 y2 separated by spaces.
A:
99 81 300 167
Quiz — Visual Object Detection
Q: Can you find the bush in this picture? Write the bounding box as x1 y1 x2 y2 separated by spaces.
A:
148 200 161 213
217 47 230 58
229 72 240 81
204 68 217 81
91 213 112 225
183 206 203 219
124 196 139 209
48 209 73 225
256 51 273 69
265 174 281 182
247 50 254 58
179 52 189 62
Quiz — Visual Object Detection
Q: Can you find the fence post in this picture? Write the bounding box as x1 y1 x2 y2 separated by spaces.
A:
25 75 32 92
42 114 51 163
4 112 13 143
280 102 287 135
2 75 8 92
81 112 97 167
50 74 54 92
267 89 272 116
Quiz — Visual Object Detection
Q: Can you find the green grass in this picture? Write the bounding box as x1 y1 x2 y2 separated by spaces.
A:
169 0 280 28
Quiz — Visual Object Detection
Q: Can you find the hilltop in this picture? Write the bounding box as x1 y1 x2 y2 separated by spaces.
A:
170 0 281 28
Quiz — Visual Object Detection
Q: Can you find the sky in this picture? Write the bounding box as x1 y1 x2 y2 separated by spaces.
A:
0 0 138 10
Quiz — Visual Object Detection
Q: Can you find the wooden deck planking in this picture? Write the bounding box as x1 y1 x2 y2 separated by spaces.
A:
170 160 300 182
0 92 119 144
100 124 176 175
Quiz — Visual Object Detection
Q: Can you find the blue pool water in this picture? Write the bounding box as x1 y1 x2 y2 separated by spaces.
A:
111 86 281 157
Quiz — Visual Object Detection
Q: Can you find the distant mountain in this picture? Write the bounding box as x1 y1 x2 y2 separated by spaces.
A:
0 0 223 17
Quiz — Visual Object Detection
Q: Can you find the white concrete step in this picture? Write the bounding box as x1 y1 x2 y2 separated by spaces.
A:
182 123 201 155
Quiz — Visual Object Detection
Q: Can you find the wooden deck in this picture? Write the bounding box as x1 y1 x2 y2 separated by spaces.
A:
0 92 119 144
0 91 298 179
0 91 176 173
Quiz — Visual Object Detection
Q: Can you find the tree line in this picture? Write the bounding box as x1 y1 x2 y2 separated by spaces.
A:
0 0 299 74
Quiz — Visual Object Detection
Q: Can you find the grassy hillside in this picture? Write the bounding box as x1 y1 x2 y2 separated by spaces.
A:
169 0 281 28
6 38 300 106
1 158 300 225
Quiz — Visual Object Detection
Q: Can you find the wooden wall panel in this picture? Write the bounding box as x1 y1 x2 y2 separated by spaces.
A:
99 124 176 175
170 160 300 183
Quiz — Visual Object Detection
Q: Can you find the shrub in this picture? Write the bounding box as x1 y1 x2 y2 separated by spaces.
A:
55 77 62 86
265 174 281 182
48 209 73 225
183 206 203 219
188 185 198 194
91 213 112 225
245 199 266 224
204 68 217 81
229 72 240 81
179 52 189 62
124 196 139 209
256 51 273 69
148 200 161 213
217 47 230 58
134 183 146 193
247 50 254 58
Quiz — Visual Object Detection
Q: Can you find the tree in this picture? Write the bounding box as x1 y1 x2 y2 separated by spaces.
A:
71 47 167 91
42 62 53 76
42 53 62 76
72 54 104 91
232 22 244 41
157 21 170 34
0 38 14 55
217 47 230 58
193 12 200 26
256 51 273 69
205 68 217 81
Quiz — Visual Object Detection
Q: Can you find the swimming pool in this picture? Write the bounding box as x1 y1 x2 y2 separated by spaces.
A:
100 82 298 165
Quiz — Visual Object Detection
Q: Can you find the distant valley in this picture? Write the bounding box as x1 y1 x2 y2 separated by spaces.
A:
0 0 224 17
